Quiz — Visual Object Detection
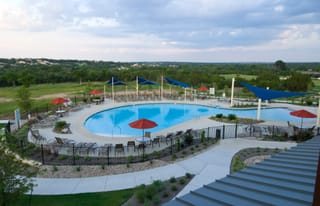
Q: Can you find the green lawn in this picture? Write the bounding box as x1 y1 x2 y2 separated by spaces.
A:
11 189 135 206
220 74 256 80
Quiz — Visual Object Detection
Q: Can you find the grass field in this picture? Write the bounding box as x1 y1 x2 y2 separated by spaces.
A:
220 74 256 80
11 189 135 206
0 82 176 116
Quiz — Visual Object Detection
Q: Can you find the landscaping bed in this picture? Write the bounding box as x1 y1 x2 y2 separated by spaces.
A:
122 173 193 206
230 147 283 173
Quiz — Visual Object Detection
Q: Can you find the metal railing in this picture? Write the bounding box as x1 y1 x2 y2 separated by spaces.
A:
9 123 318 166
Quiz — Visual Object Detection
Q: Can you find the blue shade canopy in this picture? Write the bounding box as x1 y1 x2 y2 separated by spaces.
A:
106 77 126 86
240 82 311 101
137 77 159 86
165 77 190 88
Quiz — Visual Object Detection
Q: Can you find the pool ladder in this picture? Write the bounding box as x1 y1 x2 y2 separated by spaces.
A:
112 126 121 137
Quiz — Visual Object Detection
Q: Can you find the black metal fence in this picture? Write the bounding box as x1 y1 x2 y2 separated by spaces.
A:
9 123 318 166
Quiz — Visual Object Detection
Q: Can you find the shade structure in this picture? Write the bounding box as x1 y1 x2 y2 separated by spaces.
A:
89 89 103 95
240 82 312 101
198 86 208 91
290 109 316 128
106 77 126 86
164 77 190 88
136 76 160 98
137 77 159 86
106 77 126 103
50 97 69 105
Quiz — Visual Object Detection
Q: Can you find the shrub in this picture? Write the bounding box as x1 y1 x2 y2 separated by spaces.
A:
201 130 206 143
84 156 91 161
58 154 68 160
145 185 157 200
76 166 81 172
55 121 67 129
179 178 186 185
227 114 237 121
169 177 176 183
171 185 177 191
256 147 261 153
162 191 169 198
153 180 165 192
152 195 160 205
152 151 160 158
136 190 146 203
185 172 192 179
127 155 133 163
232 156 246 173
52 166 58 172
184 135 194 145
215 113 223 118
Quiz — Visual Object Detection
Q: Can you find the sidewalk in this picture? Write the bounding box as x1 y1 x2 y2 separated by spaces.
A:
32 138 296 195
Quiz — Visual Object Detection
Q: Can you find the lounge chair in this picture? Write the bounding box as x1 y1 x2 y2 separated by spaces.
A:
30 129 47 144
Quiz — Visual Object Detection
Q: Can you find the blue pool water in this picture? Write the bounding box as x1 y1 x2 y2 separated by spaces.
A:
84 103 311 137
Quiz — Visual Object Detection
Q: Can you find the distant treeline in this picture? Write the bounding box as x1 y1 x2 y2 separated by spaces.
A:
0 58 318 92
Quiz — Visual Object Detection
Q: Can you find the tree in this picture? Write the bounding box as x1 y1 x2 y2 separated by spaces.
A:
17 69 34 87
16 86 32 113
274 60 288 72
255 71 281 89
4 71 18 87
0 135 38 206
284 72 312 91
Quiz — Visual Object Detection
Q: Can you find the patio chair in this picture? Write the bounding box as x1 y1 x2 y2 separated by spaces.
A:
152 137 160 147
165 133 174 145
98 144 112 157
54 137 75 145
184 128 193 136
127 141 136 152
115 144 125 156
137 143 146 154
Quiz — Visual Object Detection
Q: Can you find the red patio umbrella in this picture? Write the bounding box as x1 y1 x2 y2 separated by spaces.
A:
198 86 208 91
129 118 157 159
129 118 157 141
290 109 316 128
129 118 158 130
50 97 69 105
89 89 103 95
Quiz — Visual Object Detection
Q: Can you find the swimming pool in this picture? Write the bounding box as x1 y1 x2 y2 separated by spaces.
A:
84 103 312 137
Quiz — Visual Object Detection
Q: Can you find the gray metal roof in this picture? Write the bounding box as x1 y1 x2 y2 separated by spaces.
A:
164 136 320 206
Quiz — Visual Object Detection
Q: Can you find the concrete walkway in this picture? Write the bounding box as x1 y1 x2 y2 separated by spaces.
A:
32 138 296 195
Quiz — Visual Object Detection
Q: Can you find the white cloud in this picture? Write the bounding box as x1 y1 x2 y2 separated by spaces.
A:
79 17 119 28
0 0 319 62
274 5 284 12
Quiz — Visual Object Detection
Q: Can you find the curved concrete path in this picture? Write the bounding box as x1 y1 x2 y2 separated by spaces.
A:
32 138 295 196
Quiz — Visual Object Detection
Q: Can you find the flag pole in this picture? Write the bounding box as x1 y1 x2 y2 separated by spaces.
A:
161 75 164 101
230 77 235 107
257 98 261 120
317 99 320 127
136 76 139 99
112 77 115 103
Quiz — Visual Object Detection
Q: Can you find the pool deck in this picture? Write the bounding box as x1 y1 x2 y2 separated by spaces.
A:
30 99 316 196
35 98 317 146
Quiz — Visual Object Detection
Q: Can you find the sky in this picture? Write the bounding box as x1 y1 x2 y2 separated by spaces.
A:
0 0 319 62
